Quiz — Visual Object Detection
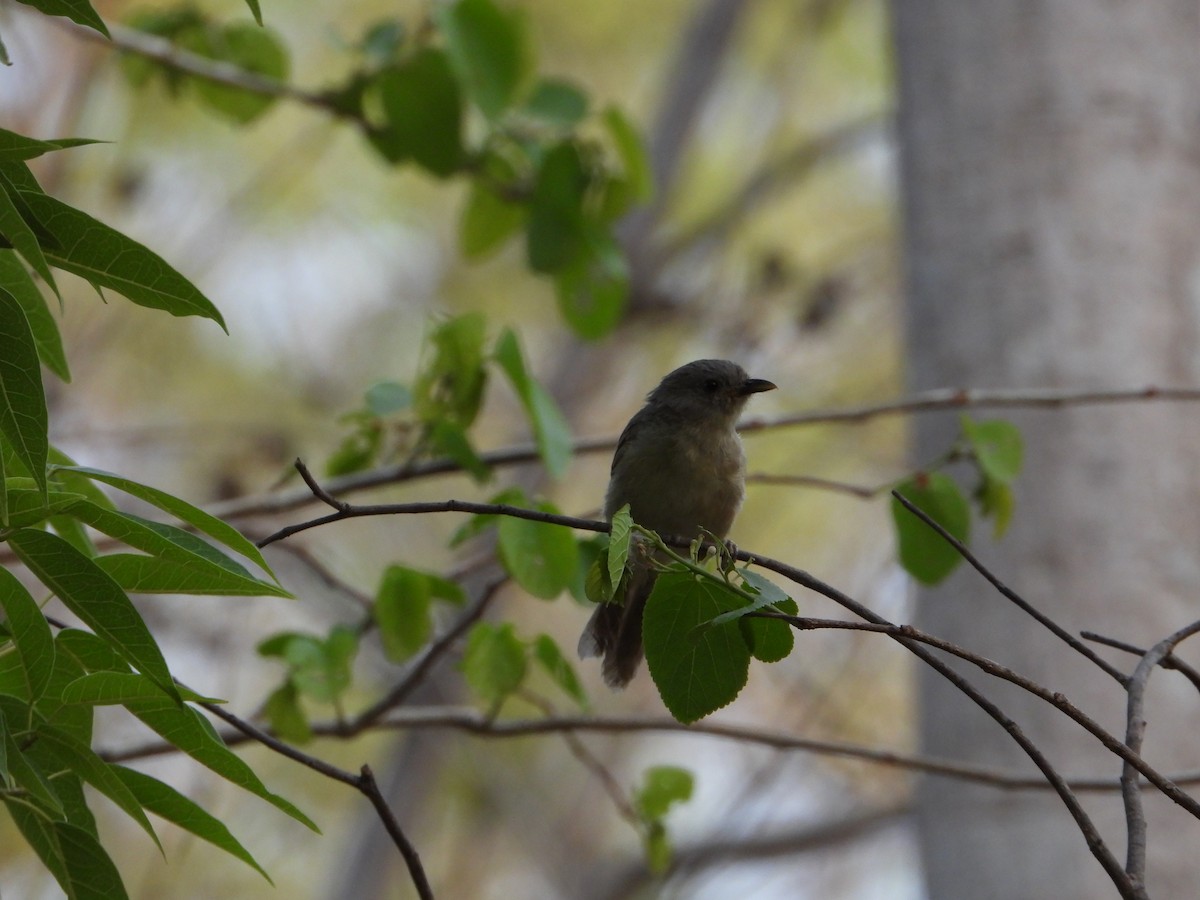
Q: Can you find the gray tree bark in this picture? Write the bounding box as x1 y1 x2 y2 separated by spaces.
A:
892 3 1200 898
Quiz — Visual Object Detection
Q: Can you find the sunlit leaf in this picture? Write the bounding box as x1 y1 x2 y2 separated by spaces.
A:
497 502 579 599
493 328 572 478
460 621 526 706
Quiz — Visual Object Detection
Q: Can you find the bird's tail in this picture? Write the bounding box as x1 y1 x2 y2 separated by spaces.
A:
578 568 655 689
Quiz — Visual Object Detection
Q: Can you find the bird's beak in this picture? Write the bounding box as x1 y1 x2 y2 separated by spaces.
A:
738 377 777 396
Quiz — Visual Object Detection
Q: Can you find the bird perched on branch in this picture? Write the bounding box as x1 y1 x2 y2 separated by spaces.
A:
578 359 776 688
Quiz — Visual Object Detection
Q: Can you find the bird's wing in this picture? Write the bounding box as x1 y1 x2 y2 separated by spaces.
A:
610 410 645 476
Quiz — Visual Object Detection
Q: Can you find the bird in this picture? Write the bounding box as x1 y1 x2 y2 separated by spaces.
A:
577 359 776 688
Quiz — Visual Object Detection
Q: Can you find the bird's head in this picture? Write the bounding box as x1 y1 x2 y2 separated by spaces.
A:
646 359 776 424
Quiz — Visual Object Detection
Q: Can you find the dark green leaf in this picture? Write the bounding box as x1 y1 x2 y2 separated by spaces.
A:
0 287 48 508
498 502 579 599
460 621 526 706
962 416 1024 484
493 328 572 478
643 570 750 723
17 192 227 330
0 567 55 702
0 128 94 162
128 698 318 831
369 49 464 176
11 0 109 37
374 565 432 662
8 529 180 700
737 569 795 663
0 171 58 293
554 228 629 339
34 722 161 849
55 821 130 900
0 251 68 380
115 765 273 881
56 466 278 579
526 142 587 273
435 0 531 119
891 473 971 585
58 672 217 706
96 553 291 596
2 713 63 814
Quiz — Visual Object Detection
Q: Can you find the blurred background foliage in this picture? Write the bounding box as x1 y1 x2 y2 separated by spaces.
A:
0 0 916 896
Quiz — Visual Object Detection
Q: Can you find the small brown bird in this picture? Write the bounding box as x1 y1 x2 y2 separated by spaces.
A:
577 359 776 688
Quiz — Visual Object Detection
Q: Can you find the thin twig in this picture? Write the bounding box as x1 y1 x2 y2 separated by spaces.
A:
891 490 1128 684
1081 630 1200 694
200 385 1200 524
100 706 1200 793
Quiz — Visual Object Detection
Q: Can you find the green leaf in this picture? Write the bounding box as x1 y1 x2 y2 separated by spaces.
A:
962 416 1024 484
128 698 318 831
188 23 289 123
435 0 531 119
0 171 58 293
55 466 278 580
114 765 272 881
603 106 652 203
369 49 465 177
374 566 432 662
413 313 488 427
428 420 491 483
17 192 227 330
497 502 579 599
634 765 694 820
33 722 161 850
553 227 629 339
0 287 48 509
11 0 109 38
96 553 291 597
262 682 312 744
55 821 130 900
607 505 633 592
2 714 64 814
493 328 573 478
522 79 588 127
364 380 411 416
58 672 218 706
891 473 971 585
737 569 795 664
0 127 96 163
460 621 526 707
643 570 751 723
0 250 68 380
526 141 587 273
460 181 525 260
976 474 1015 539
8 530 181 702
532 634 588 708
0 567 55 702
259 627 357 703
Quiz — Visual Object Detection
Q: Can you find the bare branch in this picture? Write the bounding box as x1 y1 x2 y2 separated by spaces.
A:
1121 620 1200 894
891 489 1128 684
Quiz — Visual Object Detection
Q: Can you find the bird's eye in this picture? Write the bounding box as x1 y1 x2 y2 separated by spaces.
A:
703 379 720 393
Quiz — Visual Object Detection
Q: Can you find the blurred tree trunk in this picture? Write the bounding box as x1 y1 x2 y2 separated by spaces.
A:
892 3 1200 898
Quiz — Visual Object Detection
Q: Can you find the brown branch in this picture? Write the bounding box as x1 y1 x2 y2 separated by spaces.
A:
1120 620 1200 895
198 698 434 900
890 490 1128 684
1081 630 1200 695
198 385 1200 525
